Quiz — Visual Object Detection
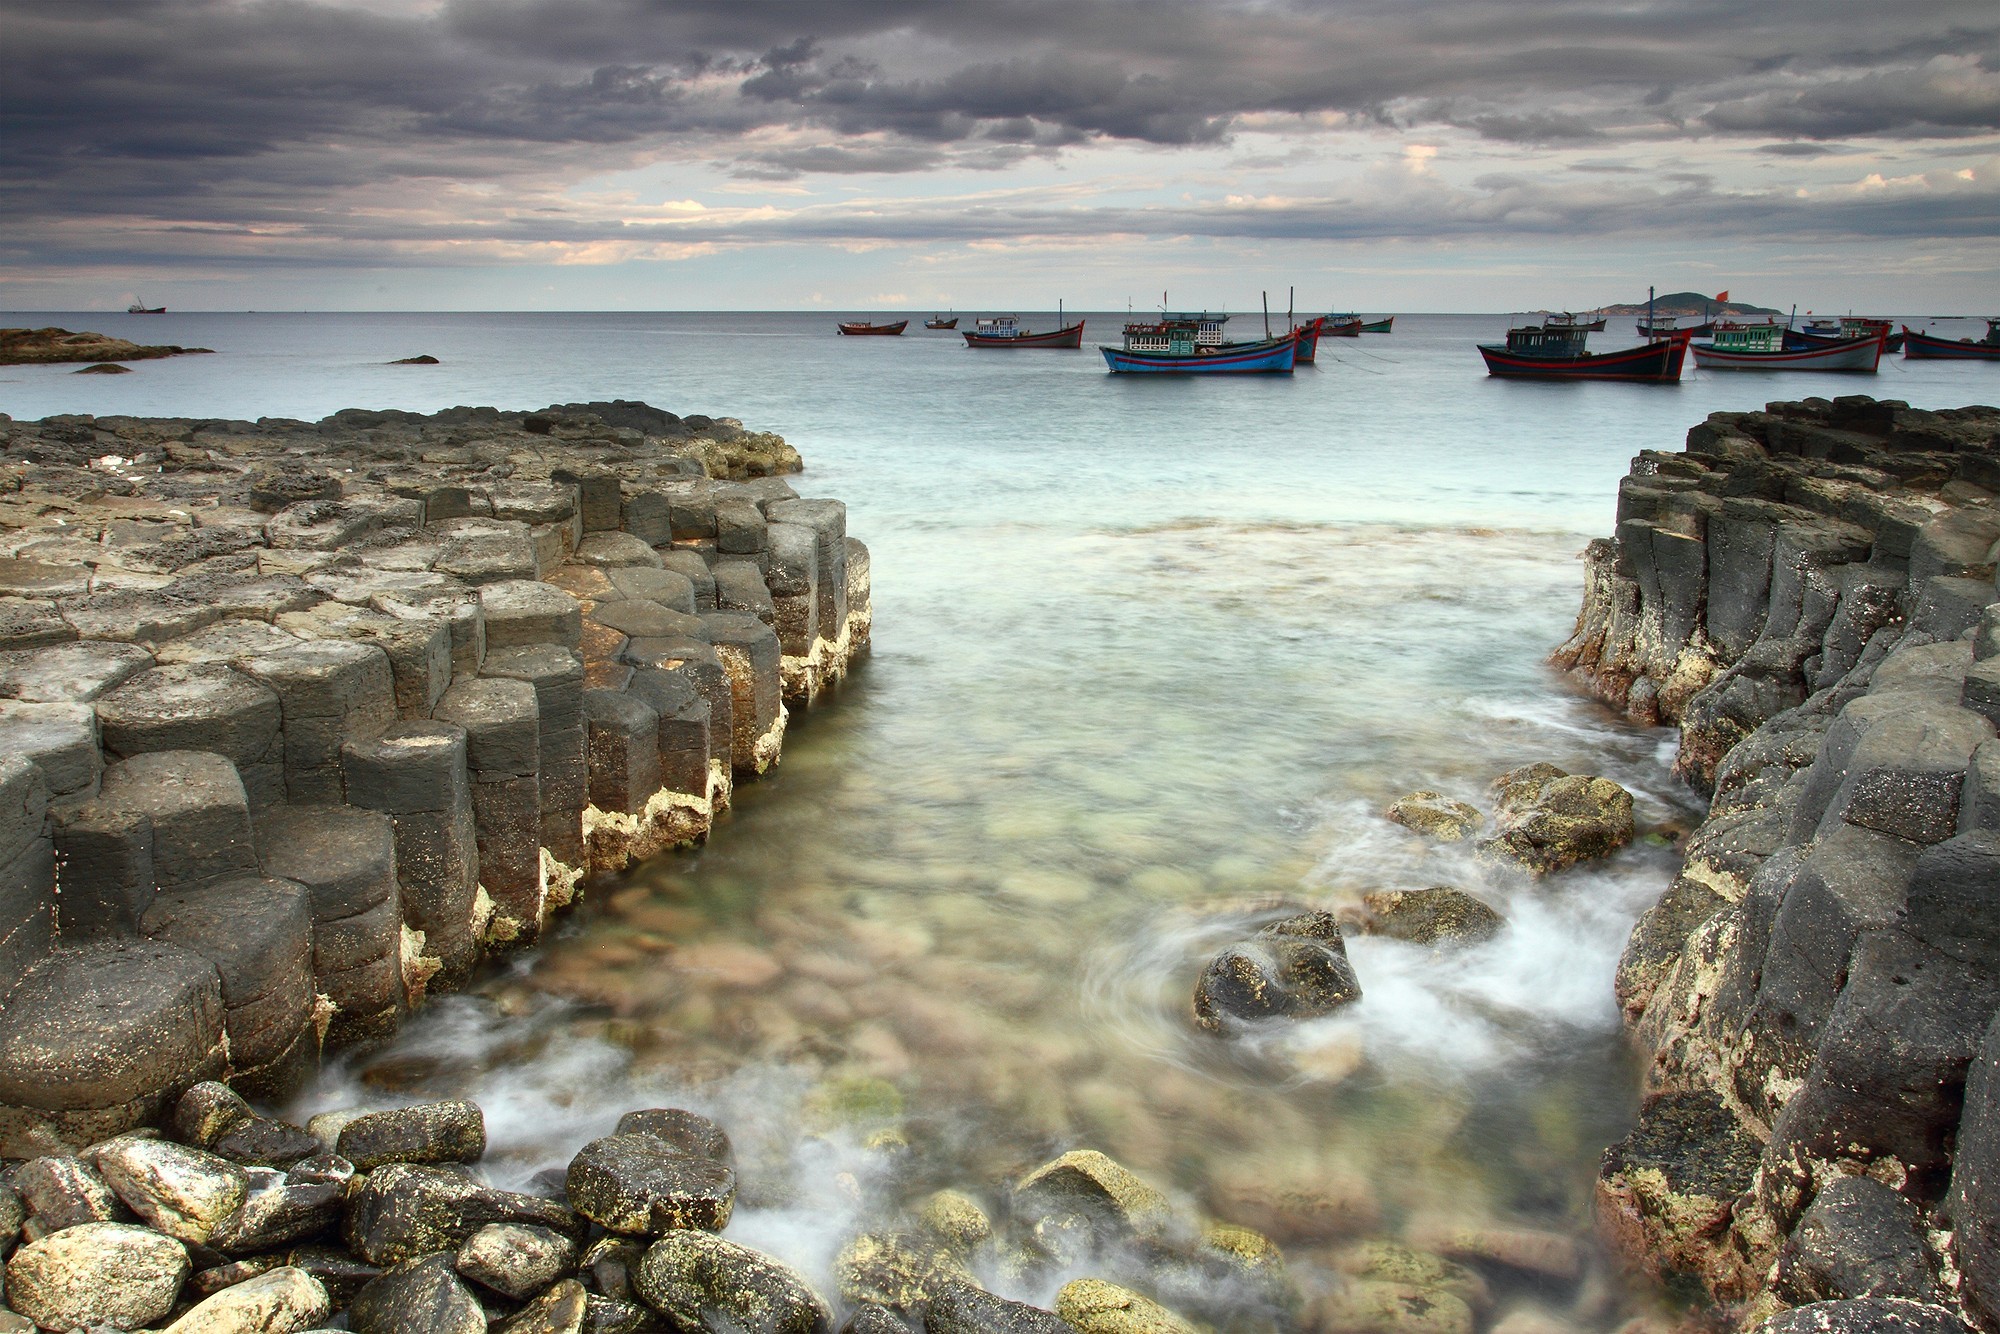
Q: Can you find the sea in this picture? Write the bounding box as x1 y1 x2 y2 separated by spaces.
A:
5 310 1994 1324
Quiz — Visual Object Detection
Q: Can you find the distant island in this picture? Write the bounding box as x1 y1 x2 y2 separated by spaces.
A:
1595 291 1782 317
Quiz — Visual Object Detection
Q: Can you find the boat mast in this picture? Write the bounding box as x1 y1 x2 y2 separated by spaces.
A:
1263 291 1270 339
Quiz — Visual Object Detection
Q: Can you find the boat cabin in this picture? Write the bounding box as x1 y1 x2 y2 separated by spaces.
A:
1121 312 1228 354
1503 324 1590 357
1709 324 1786 353
975 316 1024 338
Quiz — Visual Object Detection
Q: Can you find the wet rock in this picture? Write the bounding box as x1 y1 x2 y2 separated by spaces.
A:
566 1133 736 1235
1014 1149 1175 1241
11 1155 126 1231
1054 1279 1201 1334
842 1307 914 1334
1356 888 1504 947
614 1108 733 1165
159 1264 331 1334
456 1221 579 1300
95 1135 250 1242
350 1252 487 1334
187 1252 287 1298
1596 1088 1762 1293
1776 1177 1943 1305
1192 912 1362 1032
172 1081 255 1149
344 1161 579 1266
580 1235 646 1299
207 1158 349 1254
834 1230 972 1312
1752 1297 1971 1334
336 1099 486 1170
0 1181 21 1256
3 1220 190 1331
633 1231 831 1332
1386 791 1482 842
1307 1280 1476 1334
284 1242 382 1306
923 1281 1068 1334
585 1292 663 1334
212 1116 323 1168
510 1278 591 1334
916 1190 991 1252
1477 764 1634 874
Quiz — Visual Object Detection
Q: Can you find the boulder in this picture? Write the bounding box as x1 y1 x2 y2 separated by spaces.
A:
207 1156 350 1254
566 1133 736 1234
159 1264 332 1334
10 1155 125 1231
1013 1149 1175 1241
1385 791 1482 842
349 1253 486 1334
95 1135 250 1243
1477 764 1634 874
1356 888 1504 946
614 1108 733 1165
1752 1298 1971 1334
3 1220 190 1331
508 1278 590 1334
336 1099 486 1171
1777 1177 1943 1305
455 1221 578 1300
172 1081 256 1149
634 1231 831 1333
1193 912 1362 1032
1055 1278 1201 1334
344 1161 579 1267
924 1281 1068 1334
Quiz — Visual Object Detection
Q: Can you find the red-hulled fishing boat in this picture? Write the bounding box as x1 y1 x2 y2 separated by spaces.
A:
924 315 958 330
1901 319 2000 361
961 314 1085 348
1477 319 1687 381
837 319 908 336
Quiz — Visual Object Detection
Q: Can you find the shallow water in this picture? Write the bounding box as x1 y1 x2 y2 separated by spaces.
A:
7 311 1994 1322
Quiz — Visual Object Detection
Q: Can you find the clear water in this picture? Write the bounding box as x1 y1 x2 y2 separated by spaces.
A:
6 311 1992 1322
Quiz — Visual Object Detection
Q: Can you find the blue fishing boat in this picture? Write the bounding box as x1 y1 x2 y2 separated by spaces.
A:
1100 312 1297 374
1901 319 2000 361
1477 320 1687 381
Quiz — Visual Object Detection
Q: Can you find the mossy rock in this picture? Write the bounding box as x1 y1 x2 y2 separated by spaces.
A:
804 1076 904 1132
1055 1278 1201 1334
1358 888 1504 947
1014 1150 1176 1241
1386 791 1482 842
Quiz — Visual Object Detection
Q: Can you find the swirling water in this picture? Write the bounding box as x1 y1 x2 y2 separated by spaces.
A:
7 311 1993 1323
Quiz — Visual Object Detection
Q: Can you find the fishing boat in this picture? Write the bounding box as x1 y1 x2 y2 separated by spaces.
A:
1546 312 1608 332
1291 315 1325 364
1101 312 1297 374
1476 319 1687 381
1321 314 1364 337
1789 317 1901 354
1691 323 1883 372
1359 317 1394 334
836 319 908 336
127 301 165 314
1899 319 2000 361
924 315 958 330
1636 314 1715 338
961 314 1085 349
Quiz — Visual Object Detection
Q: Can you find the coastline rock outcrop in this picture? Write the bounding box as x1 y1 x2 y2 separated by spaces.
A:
0 400 865 1151
1561 396 2000 1330
1 326 215 365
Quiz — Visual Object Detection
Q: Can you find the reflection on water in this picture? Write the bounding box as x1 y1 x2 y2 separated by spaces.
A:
296 518 1703 1327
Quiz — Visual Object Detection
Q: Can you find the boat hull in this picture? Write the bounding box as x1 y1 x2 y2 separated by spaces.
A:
1638 319 1715 338
962 321 1085 349
837 320 908 336
1323 317 1363 337
1477 338 1686 381
1901 326 2000 361
1692 333 1882 372
1789 327 1903 354
1101 336 1297 374
1292 318 1322 364
1359 318 1393 334
925 319 958 330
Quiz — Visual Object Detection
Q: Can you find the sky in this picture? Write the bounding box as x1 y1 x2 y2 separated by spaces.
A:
4 0 1998 313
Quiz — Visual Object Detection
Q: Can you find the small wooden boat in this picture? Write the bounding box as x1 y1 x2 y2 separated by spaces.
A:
1321 314 1364 337
1789 317 1901 354
1900 319 2000 360
924 315 958 330
1691 323 1882 372
961 315 1085 349
837 319 908 336
1102 313 1296 374
1359 317 1394 334
127 301 166 314
1477 320 1686 381
1637 315 1715 338
1546 312 1607 332
1291 316 1324 364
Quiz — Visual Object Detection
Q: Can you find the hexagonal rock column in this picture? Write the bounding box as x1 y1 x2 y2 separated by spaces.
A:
435 677 546 944
701 613 786 776
845 537 873 652
0 754 54 1000
583 688 663 871
57 753 260 923
0 940 226 1157
621 636 734 799
240 640 397 803
767 498 850 690
482 645 588 872
255 804 406 1044
141 875 319 1098
95 664 285 807
0 700 101 803
341 723 481 986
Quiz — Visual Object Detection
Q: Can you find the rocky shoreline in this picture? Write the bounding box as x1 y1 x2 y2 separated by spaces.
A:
1 328 215 367
0 399 859 1165
1557 395 2000 1332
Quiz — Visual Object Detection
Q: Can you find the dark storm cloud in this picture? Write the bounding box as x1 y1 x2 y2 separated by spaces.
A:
4 0 1998 268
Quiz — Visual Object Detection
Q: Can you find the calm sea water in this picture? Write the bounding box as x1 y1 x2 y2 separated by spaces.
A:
6 312 1994 1322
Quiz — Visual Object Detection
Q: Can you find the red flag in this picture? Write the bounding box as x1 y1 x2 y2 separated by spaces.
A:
1715 290 1730 302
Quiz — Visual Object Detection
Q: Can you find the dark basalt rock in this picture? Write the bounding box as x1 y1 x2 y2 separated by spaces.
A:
614 1108 733 1166
336 1099 486 1171
1752 1297 1971 1334
343 1161 579 1267
633 1231 831 1333
1192 911 1361 1033
349 1252 486 1334
1776 1177 1943 1305
923 1281 1069 1334
567 1133 736 1235
1357 887 1504 947
391 355 441 365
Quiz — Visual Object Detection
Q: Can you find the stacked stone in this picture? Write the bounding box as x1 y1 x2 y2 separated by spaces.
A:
1559 397 2000 1331
0 401 869 1154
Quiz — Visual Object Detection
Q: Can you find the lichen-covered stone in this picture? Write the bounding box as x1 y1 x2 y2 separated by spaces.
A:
1386 791 1482 842
1478 764 1634 874
3 1221 190 1331
1193 912 1362 1032
566 1132 736 1235
1357 888 1504 946
633 1231 831 1333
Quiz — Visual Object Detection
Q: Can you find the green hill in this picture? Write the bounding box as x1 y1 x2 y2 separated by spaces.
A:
1598 291 1782 317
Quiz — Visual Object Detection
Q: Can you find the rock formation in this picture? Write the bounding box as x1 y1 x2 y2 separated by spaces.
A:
1559 395 2000 1331
0 400 861 1155
0 326 214 365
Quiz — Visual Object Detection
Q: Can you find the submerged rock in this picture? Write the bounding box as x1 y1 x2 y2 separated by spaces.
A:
1307 1279 1476 1334
1014 1149 1176 1242
634 1231 831 1333
566 1132 736 1234
1193 911 1361 1032
1477 764 1634 874
834 1230 973 1312
1356 888 1504 946
1386 791 1482 842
